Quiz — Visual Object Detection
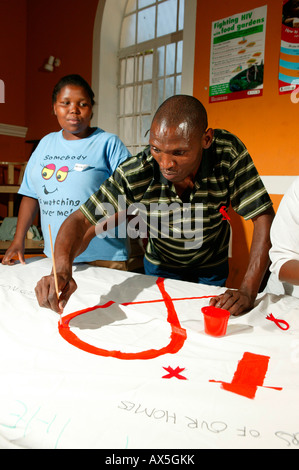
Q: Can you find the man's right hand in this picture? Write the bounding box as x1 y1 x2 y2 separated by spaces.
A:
35 273 77 313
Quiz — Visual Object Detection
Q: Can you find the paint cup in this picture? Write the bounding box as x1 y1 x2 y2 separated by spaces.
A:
201 306 230 337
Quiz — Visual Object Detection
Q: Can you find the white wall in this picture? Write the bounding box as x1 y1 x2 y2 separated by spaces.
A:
92 0 197 134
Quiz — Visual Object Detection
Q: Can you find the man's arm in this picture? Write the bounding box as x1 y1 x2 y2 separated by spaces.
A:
35 209 96 313
35 209 124 313
210 207 275 315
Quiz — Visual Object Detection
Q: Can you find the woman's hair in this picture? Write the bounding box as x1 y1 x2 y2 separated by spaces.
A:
52 74 95 106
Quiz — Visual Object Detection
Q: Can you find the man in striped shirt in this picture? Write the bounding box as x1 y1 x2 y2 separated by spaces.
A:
35 95 274 316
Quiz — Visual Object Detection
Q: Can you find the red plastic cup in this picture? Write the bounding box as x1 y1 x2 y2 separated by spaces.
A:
201 306 230 337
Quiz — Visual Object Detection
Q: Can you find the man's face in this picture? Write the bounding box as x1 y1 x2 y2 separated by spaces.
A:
149 119 213 184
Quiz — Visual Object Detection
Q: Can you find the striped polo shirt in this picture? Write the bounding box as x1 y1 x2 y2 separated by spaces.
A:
80 129 273 270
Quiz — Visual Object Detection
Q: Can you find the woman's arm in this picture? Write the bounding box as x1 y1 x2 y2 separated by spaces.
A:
1 196 39 265
279 260 299 285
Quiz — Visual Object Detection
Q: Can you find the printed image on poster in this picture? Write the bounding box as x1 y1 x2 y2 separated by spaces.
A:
209 6 267 103
279 0 299 95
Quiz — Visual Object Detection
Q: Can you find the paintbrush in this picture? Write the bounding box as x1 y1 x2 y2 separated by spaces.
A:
48 224 62 325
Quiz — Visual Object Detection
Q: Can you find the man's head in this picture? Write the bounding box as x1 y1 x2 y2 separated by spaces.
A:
149 95 213 184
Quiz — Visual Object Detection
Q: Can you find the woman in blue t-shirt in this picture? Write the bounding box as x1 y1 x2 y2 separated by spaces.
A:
2 74 131 267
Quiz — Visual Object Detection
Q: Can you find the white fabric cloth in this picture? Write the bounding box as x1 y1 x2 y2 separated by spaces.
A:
268 176 299 298
0 258 299 449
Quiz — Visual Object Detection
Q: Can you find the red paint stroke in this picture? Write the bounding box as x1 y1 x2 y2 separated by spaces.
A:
219 205 231 220
162 366 187 380
266 313 290 330
59 277 191 360
209 352 283 399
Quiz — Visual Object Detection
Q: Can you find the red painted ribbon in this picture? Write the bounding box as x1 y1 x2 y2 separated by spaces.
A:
266 313 290 330
58 277 189 360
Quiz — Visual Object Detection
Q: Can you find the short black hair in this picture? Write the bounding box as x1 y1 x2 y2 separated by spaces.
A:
153 95 208 135
52 74 95 107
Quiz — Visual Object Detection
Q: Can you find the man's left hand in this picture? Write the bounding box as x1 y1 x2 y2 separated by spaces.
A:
209 289 255 316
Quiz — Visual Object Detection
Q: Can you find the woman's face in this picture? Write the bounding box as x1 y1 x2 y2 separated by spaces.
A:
53 84 93 140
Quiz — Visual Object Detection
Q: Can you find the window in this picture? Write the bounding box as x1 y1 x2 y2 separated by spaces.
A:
118 0 184 153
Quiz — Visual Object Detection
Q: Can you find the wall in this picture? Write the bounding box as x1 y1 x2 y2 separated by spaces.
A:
0 0 28 162
25 0 99 142
193 0 299 288
0 0 99 218
92 0 197 134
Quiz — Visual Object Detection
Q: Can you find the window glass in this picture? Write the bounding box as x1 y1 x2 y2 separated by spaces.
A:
178 0 184 30
157 0 177 36
176 40 183 73
157 46 165 77
165 43 175 76
139 0 155 8
126 57 135 84
165 76 174 99
120 14 136 48
142 83 152 112
125 86 134 114
119 0 184 152
141 115 151 142
143 53 153 81
137 6 155 43
119 87 124 114
124 117 133 142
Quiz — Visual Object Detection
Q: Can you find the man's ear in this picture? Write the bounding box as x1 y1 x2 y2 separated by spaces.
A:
202 128 214 149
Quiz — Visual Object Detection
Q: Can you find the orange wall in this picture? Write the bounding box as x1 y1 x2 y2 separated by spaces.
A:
0 0 99 217
193 0 299 288
194 0 298 176
0 0 27 127
0 0 99 162
0 0 27 162
25 0 99 142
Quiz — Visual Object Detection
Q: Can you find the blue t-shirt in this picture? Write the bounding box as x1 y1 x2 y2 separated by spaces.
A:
19 128 131 262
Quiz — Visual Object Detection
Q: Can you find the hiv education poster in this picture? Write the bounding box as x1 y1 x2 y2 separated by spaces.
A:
209 5 267 103
279 0 299 95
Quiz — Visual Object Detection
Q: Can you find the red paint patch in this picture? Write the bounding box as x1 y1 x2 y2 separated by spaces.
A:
210 352 283 399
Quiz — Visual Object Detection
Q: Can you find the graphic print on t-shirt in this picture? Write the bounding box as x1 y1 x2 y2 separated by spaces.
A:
39 159 95 219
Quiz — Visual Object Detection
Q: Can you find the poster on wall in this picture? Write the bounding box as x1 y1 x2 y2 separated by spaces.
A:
209 6 267 103
279 0 299 95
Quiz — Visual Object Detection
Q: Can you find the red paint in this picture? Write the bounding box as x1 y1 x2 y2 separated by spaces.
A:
201 306 230 337
209 352 283 399
219 206 231 220
162 366 187 380
58 277 188 360
266 313 290 330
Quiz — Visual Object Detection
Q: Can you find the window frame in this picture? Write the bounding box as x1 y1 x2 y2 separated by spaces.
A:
91 0 196 139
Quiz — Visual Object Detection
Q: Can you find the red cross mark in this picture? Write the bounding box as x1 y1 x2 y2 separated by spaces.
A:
162 366 187 380
210 352 283 399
